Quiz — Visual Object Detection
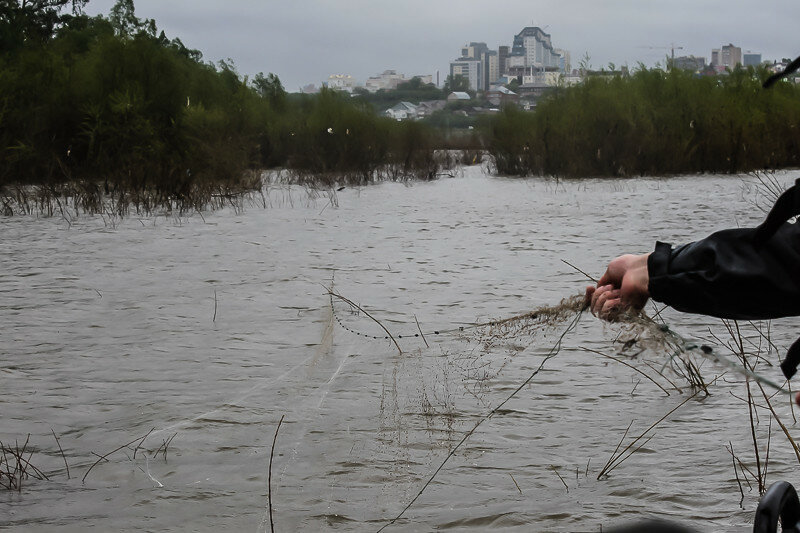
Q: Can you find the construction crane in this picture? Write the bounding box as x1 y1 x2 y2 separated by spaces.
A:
639 43 684 67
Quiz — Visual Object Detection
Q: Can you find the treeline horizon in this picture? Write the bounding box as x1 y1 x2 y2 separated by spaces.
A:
2 0 800 217
487 65 800 177
0 0 464 216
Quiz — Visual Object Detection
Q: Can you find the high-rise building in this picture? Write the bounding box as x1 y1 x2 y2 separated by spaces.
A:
451 29 567 91
461 42 490 61
743 53 762 67
449 59 483 91
554 48 571 72
498 46 510 76
485 50 500 87
721 44 742 68
711 44 742 69
510 27 562 70
451 42 492 91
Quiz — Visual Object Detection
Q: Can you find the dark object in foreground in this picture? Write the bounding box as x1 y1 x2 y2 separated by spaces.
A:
763 55 800 89
606 519 697 532
749 177 800 381
754 481 800 533
605 480 800 533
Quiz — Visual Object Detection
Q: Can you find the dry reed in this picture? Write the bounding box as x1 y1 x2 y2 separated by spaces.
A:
269 415 285 533
0 436 48 491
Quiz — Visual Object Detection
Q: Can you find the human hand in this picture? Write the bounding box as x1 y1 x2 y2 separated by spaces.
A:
585 253 651 320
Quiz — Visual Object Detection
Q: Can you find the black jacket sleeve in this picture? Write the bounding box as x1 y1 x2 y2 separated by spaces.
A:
647 221 800 321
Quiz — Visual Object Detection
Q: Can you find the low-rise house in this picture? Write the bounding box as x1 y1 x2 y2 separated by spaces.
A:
471 106 491 115
416 100 446 117
485 86 519 106
385 101 418 120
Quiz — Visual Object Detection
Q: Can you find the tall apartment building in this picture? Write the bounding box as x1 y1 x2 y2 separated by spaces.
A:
711 43 742 69
485 50 499 88
554 48 571 72
461 42 489 61
451 28 568 91
743 52 762 67
722 44 742 67
510 27 561 70
450 58 483 91
498 46 510 76
450 41 496 91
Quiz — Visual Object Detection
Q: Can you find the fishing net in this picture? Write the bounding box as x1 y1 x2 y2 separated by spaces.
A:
324 288 726 526
329 288 734 400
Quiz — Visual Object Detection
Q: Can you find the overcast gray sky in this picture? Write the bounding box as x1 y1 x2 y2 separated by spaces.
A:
83 1 799 92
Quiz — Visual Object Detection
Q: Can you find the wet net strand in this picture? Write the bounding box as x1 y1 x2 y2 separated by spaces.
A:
375 303 587 532
330 289 792 396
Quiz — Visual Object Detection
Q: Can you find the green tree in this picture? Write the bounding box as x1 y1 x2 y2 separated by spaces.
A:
253 72 286 110
397 76 424 90
443 74 469 93
108 0 154 37
0 0 88 50
505 77 521 92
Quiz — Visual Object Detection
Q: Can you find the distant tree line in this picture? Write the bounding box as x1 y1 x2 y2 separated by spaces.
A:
485 66 800 177
0 0 454 216
352 74 473 109
353 77 445 106
3 0 800 217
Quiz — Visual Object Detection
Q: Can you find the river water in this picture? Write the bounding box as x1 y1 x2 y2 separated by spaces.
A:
2 166 799 532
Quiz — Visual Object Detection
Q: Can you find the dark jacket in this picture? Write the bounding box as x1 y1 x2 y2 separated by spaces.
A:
645 178 800 378
648 222 800 320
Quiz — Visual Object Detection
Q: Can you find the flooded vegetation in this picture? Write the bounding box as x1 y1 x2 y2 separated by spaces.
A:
3 3 800 219
487 66 800 177
0 2 460 217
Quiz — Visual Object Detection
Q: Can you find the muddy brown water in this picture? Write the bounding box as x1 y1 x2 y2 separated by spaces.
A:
2 167 799 532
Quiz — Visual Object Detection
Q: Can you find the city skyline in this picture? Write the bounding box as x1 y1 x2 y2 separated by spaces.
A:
83 0 799 91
